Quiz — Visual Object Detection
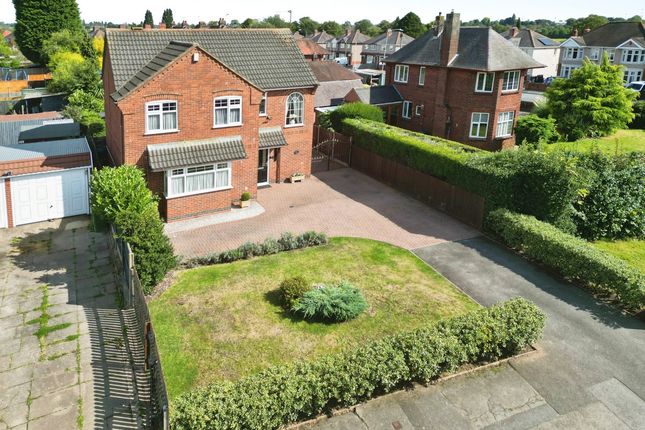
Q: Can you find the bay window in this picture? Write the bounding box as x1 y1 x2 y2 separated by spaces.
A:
146 101 177 134
166 162 231 197
564 47 582 60
621 49 645 64
214 96 242 127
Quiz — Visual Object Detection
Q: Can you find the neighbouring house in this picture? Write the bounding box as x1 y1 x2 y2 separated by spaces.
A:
0 113 91 229
308 30 335 51
332 29 370 67
309 61 363 108
381 12 543 150
501 27 560 79
559 22 645 83
103 28 318 222
344 86 403 120
296 38 330 61
360 29 415 69
90 26 105 40
2 30 15 48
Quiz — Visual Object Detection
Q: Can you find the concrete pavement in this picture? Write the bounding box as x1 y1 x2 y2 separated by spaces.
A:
308 236 645 429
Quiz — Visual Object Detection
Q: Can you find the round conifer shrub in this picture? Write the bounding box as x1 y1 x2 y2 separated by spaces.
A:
291 281 368 322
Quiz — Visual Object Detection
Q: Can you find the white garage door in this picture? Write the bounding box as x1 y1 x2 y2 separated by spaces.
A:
11 169 89 226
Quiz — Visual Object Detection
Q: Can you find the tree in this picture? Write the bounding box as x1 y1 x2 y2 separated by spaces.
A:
143 10 153 27
161 8 173 28
264 14 290 28
319 20 343 36
376 20 392 33
354 19 374 34
241 18 257 29
545 55 638 140
0 37 19 68
296 17 319 35
41 29 84 59
397 12 426 37
13 0 84 64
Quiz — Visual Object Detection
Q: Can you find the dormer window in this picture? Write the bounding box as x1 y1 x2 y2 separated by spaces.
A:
564 47 582 60
145 101 178 134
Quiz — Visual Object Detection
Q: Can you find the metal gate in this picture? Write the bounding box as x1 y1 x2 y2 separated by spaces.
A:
312 125 353 172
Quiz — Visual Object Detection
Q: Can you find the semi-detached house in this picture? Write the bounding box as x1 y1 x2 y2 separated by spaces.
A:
103 28 318 222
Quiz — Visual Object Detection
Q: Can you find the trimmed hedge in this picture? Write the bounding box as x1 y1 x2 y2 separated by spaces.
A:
328 102 384 133
488 209 645 309
182 231 328 268
171 298 545 430
342 118 579 224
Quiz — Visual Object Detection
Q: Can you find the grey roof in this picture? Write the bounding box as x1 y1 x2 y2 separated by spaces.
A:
0 114 63 146
351 86 403 105
339 30 370 45
19 123 81 143
315 80 363 107
0 138 90 163
385 27 544 71
259 128 288 149
577 22 645 47
309 31 334 44
106 28 318 101
147 136 247 171
112 41 194 101
502 28 559 48
364 30 415 47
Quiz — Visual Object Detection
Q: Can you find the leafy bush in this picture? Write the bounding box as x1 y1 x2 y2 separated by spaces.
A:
629 101 645 130
342 119 580 225
488 209 645 309
573 152 645 240
240 191 251 201
515 115 559 145
171 298 545 430
279 276 311 308
329 102 384 133
183 232 328 268
292 281 368 322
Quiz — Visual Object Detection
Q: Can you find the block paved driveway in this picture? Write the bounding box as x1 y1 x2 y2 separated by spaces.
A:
306 237 645 429
0 218 146 429
169 168 479 257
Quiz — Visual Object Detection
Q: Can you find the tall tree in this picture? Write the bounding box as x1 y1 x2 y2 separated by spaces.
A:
13 0 84 65
319 20 343 37
397 12 426 37
264 14 290 28
545 55 637 140
143 9 153 27
297 17 319 35
353 19 374 34
161 8 173 28
376 20 392 33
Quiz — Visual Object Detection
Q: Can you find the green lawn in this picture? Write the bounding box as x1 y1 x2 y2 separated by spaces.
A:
593 239 645 273
546 129 645 155
149 238 479 400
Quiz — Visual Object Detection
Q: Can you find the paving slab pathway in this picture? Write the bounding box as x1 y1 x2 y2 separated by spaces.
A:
0 218 145 429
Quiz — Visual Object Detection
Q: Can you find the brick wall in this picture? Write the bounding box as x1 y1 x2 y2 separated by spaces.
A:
105 44 315 222
3 178 12 228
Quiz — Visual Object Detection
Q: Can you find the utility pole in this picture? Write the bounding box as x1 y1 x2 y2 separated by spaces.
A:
288 10 292 23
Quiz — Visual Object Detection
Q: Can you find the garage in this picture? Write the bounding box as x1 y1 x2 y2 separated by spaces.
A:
0 137 92 228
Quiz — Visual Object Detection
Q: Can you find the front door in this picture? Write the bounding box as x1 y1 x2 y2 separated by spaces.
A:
257 149 269 185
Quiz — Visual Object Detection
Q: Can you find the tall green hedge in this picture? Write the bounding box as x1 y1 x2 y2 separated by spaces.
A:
171 298 545 430
488 209 645 310
342 119 579 225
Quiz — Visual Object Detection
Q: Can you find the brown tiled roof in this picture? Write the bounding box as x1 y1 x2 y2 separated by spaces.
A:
308 61 361 82
296 39 329 57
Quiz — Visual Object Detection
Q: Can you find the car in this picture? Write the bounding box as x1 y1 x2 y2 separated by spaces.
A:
626 81 645 100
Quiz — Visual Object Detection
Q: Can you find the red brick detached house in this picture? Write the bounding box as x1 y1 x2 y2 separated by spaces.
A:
103 29 318 222
383 12 543 150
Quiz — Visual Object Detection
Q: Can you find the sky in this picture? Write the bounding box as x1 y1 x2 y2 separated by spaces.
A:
1 0 644 25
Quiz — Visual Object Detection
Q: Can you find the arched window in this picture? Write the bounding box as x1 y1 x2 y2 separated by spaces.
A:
285 92 304 126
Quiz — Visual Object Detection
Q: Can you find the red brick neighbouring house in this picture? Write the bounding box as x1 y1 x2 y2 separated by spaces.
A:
382 12 544 150
103 28 318 222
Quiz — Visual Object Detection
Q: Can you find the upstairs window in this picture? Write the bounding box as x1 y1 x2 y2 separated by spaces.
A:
146 101 177 134
564 47 582 60
621 49 645 64
475 72 495 93
419 67 426 86
589 48 600 60
624 69 643 84
286 92 304 126
394 65 409 83
470 112 489 139
259 93 267 116
501 70 520 92
607 49 616 62
214 97 242 127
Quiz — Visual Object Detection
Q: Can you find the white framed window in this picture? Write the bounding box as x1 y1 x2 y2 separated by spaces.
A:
145 101 177 134
624 69 643 83
402 101 412 119
366 55 374 63
415 104 423 116
501 71 520 92
469 112 489 139
418 67 426 86
589 48 600 60
607 49 616 62
621 49 645 64
285 92 304 126
394 65 409 83
496 111 515 138
564 47 582 60
166 162 231 197
259 93 267 116
560 65 580 78
475 72 495 93
214 96 242 127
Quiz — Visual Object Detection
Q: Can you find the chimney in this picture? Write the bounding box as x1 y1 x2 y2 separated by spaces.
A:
434 12 445 36
440 11 460 66
584 28 591 33
119 23 127 29
182 20 189 29
144 24 152 30
198 21 207 28
510 26 519 37
345 28 351 36
572 28 579 37
159 22 166 29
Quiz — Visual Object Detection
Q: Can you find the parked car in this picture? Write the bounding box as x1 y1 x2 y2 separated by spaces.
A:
626 81 645 100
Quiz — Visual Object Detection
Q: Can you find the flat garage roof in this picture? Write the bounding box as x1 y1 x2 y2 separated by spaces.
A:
0 137 90 162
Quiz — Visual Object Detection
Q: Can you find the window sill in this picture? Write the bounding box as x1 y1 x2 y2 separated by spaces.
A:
165 186 233 200
212 124 242 129
495 135 512 140
259 114 267 117
284 123 304 128
145 129 179 136
469 136 488 140
474 90 494 94
394 80 408 84
501 90 519 94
